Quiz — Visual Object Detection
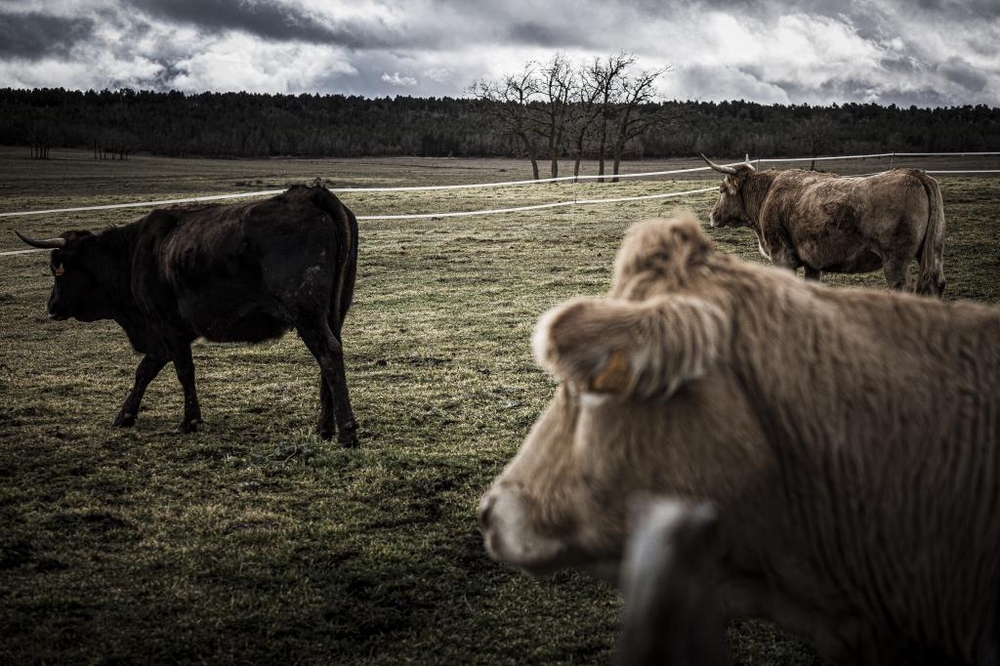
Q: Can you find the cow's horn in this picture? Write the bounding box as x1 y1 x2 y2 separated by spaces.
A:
14 230 66 249
700 154 738 176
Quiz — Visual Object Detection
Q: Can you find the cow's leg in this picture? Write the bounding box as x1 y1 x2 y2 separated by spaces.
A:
803 266 821 281
297 319 358 448
319 376 335 440
318 315 344 440
172 343 203 433
114 355 167 427
770 248 799 274
882 255 911 292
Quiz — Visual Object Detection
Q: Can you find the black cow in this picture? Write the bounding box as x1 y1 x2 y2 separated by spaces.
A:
17 185 360 447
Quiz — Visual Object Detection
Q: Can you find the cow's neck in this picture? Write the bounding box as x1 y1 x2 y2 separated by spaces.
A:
91 225 155 353
741 172 776 234
90 224 138 310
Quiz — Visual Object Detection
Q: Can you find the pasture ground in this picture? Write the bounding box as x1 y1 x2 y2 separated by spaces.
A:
1 148 998 664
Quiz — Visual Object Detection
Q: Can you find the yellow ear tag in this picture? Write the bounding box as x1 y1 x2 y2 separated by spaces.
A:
54 263 65 276
589 349 632 393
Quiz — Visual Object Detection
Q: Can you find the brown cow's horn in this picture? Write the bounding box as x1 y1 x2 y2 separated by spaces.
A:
14 230 66 249
700 154 738 176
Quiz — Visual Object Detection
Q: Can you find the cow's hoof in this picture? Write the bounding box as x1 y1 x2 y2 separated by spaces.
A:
114 412 136 428
177 419 202 434
337 421 360 448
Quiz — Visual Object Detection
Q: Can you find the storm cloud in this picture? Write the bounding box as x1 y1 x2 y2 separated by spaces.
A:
123 0 392 48
0 0 996 107
0 12 95 59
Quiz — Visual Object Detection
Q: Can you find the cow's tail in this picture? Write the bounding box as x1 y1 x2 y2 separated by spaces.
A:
312 186 359 334
914 170 947 297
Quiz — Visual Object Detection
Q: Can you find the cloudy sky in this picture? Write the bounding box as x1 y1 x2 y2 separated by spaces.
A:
1 0 997 107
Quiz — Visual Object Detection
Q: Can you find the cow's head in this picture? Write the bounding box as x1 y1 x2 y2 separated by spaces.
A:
702 155 755 229
479 215 766 581
16 229 114 322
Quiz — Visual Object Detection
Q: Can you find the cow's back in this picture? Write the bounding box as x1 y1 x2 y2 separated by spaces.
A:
138 186 355 342
763 169 931 273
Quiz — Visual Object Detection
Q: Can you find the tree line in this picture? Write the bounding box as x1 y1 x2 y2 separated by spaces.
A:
2 71 998 171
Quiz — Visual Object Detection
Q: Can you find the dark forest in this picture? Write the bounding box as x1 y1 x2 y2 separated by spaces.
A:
3 87 998 162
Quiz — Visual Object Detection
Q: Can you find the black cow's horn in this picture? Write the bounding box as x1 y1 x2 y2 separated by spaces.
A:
14 230 66 249
700 154 738 176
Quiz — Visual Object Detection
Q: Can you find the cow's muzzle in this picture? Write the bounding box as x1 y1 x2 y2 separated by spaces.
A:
478 487 565 576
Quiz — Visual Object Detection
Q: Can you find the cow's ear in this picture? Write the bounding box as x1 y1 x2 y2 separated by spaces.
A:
721 164 755 194
532 295 729 399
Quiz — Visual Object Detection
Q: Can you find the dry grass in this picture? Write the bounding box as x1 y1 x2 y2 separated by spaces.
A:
1 148 998 665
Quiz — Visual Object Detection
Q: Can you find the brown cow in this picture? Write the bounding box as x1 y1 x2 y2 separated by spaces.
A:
478 213 1000 665
702 156 947 296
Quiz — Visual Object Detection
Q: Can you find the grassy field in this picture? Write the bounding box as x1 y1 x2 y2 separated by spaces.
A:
1 148 998 665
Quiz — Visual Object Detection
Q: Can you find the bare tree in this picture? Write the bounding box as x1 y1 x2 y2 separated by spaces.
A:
468 65 543 180
591 52 635 182
567 56 614 181
30 122 52 159
610 64 671 181
532 53 575 179
469 52 669 181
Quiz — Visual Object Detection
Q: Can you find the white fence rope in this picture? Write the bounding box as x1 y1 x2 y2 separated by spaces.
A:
334 165 717 192
0 191 286 219
0 186 720 256
892 152 1000 157
0 164 729 219
2 151 998 259
2 152 998 221
757 151 1000 164
355 187 718 220
927 170 1000 174
757 152 894 163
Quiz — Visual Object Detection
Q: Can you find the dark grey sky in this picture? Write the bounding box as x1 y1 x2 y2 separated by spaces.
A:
1 0 997 107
